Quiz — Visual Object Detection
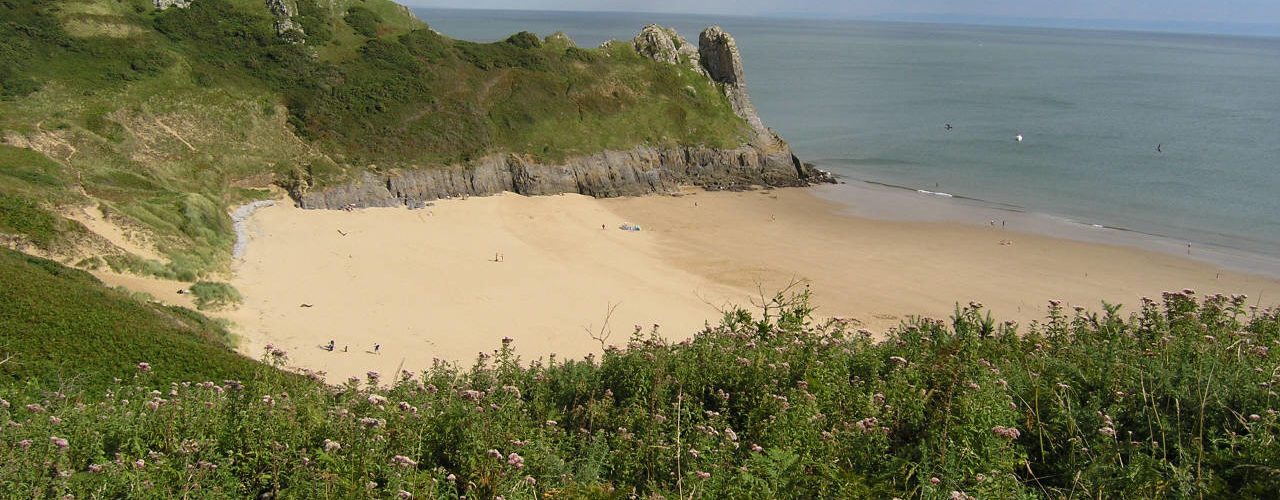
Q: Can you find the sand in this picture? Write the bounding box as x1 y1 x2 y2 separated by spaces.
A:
225 189 1280 382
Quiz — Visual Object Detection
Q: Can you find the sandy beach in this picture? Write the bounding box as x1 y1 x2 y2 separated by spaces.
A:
225 187 1280 382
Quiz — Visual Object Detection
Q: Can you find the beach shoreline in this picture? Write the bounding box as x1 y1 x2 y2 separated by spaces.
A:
221 186 1280 382
810 179 1280 280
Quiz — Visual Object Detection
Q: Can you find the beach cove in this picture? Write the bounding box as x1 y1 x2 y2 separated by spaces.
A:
225 187 1280 382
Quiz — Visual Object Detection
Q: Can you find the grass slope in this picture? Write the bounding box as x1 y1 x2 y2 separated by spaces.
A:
0 248 283 394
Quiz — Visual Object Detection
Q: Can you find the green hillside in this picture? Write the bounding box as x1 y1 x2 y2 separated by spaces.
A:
0 247 292 394
0 0 746 279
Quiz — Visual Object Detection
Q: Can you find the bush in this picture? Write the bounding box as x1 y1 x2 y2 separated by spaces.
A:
1 288 1277 497
345 6 381 38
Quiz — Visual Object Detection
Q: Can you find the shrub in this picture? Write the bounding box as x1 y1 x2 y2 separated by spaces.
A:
1 288 1276 497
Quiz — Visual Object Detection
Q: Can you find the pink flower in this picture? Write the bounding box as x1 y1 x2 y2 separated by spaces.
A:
1250 414 1261 422
359 417 384 428
688 448 700 459
397 491 413 499
507 452 525 468
446 473 457 482
695 471 711 479
991 426 1021 440
49 416 62 425
524 475 536 485
51 436 69 449
487 448 502 459
392 455 418 467
146 399 161 411
18 439 32 450
750 443 763 453
134 459 146 470
323 439 341 452
367 371 381 383
367 394 387 405
930 477 941 485
0 398 8 408
88 464 104 473
545 420 558 427
502 336 514 344
1099 427 1117 438
26 403 44 413
137 362 151 373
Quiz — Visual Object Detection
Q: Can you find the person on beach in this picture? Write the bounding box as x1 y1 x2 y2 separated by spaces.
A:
343 345 348 352
327 340 335 352
374 344 381 354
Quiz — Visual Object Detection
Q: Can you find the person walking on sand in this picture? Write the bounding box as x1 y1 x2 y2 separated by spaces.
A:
343 345 348 352
374 343 381 354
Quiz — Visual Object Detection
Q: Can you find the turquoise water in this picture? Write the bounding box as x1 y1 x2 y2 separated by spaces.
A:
416 8 1280 265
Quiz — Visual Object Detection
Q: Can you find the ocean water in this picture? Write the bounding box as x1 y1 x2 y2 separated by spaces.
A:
414 8 1280 273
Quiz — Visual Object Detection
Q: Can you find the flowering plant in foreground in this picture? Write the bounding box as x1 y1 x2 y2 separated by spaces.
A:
1 289 1278 497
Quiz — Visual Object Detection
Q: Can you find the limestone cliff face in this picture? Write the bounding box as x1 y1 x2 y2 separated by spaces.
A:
296 25 831 210
296 144 826 209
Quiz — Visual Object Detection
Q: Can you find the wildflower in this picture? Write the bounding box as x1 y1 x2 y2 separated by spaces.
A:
367 394 387 405
688 448 700 459
366 481 377 490
146 399 161 411
1099 427 1117 438
323 439 341 452
525 475 537 485
134 459 146 470
137 362 151 373
976 473 986 482
991 426 1021 440
724 427 738 442
502 336 514 344
49 416 62 425
0 398 8 408
750 443 763 452
398 401 417 413
487 448 502 459
397 490 413 499
367 371 381 383
88 464 104 473
359 417 384 428
446 473 456 482
930 477 941 485
889 356 908 366
695 471 711 479
1249 414 1261 422
51 436 69 450
26 403 45 413
545 420 558 427
261 395 275 407
392 455 418 467
18 439 32 450
462 390 483 401
507 452 525 468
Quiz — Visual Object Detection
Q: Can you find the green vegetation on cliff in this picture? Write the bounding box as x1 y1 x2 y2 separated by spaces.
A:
0 0 747 278
2 287 1278 497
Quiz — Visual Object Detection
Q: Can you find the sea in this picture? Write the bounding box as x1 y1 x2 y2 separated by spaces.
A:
414 8 1280 276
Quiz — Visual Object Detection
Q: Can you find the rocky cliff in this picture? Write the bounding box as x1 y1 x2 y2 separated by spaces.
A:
297 25 830 210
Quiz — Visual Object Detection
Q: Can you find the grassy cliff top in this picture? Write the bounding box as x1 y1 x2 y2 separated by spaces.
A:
0 0 747 278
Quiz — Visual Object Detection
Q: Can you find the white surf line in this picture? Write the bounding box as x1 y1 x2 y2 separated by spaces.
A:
232 200 276 260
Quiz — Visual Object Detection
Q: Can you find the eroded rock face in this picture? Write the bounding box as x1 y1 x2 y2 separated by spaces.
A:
266 0 303 38
632 25 700 70
698 26 772 146
154 0 192 10
296 145 829 209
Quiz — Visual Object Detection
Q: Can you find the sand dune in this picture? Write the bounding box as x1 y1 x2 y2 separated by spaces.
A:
226 189 1280 382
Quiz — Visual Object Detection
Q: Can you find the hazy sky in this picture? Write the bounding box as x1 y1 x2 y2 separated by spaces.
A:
404 1 1280 25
